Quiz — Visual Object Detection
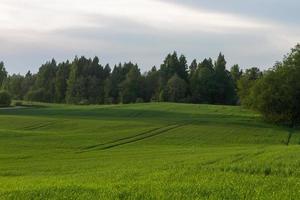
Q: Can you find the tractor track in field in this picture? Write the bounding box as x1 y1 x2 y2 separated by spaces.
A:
81 127 166 150
23 122 56 130
22 120 67 131
78 124 186 153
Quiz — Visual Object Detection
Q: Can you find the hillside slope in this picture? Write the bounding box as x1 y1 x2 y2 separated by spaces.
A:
0 103 300 199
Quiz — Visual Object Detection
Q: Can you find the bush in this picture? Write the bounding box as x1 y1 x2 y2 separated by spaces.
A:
0 91 11 107
25 89 47 102
104 98 114 104
15 101 23 106
135 98 144 103
247 44 300 127
78 99 90 105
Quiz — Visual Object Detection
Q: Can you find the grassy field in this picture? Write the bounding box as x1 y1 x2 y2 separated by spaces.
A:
0 103 300 199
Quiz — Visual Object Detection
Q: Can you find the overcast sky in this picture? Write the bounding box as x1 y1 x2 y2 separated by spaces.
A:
1 0 299 74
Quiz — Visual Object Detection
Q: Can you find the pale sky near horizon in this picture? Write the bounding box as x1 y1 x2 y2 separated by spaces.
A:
0 0 299 74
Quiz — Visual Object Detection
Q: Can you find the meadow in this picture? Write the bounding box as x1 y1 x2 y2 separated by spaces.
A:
0 103 300 199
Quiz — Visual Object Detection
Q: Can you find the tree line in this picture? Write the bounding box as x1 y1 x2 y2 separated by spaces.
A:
1 44 300 126
0 52 242 105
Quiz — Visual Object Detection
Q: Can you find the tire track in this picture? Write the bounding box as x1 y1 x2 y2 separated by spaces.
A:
79 124 186 153
23 121 55 130
81 126 165 150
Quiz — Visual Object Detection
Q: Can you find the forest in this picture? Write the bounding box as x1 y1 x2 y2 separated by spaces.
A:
1 44 300 126
0 52 248 105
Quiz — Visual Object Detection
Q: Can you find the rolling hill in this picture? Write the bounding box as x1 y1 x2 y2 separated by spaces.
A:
0 103 300 199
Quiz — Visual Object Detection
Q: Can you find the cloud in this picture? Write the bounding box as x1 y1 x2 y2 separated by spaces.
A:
0 0 299 74
0 0 267 34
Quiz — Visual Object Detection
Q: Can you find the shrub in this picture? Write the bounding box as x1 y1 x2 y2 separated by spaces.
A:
78 99 90 105
104 98 114 104
15 101 23 106
25 89 47 102
136 98 144 103
0 91 11 107
248 44 300 127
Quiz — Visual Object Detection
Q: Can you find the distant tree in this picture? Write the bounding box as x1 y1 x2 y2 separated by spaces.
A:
87 57 106 104
178 55 189 82
66 56 106 104
55 62 70 103
0 90 11 107
2 74 24 100
167 74 187 102
237 67 262 106
144 66 160 102
23 71 36 98
120 64 142 104
104 63 133 104
189 59 198 77
160 52 188 81
0 52 244 106
34 59 57 102
66 57 82 104
103 64 111 79
0 62 7 89
249 44 300 126
190 58 216 103
214 53 236 104
230 64 243 85
159 52 189 101
25 88 47 102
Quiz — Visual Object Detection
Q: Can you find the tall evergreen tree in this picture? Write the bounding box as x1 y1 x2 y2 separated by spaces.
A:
2 74 24 100
33 59 57 102
237 67 262 106
230 64 242 85
214 53 236 104
189 59 198 78
55 62 70 103
144 66 160 102
0 62 7 89
190 58 215 103
120 64 142 104
167 74 187 102
178 55 189 81
22 71 35 99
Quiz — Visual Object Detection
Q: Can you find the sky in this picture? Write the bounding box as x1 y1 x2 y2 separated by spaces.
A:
0 0 299 74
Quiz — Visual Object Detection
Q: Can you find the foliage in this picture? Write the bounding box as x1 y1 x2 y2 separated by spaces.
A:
34 59 57 102
120 64 142 104
230 64 242 87
55 61 70 103
2 71 35 100
0 51 269 106
237 67 262 107
25 88 48 102
0 62 7 88
189 55 236 105
190 58 215 103
166 74 187 102
248 44 300 126
214 53 237 104
0 90 11 106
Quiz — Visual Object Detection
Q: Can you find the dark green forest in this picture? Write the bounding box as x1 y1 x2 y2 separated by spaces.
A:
0 52 242 105
1 44 300 125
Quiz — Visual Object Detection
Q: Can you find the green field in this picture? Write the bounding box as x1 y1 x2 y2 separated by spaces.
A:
1 103 300 199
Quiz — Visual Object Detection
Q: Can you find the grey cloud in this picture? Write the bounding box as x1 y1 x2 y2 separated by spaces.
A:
162 0 300 25
1 0 299 74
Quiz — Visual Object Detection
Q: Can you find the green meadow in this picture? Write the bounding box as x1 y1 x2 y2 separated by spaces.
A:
0 103 300 199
